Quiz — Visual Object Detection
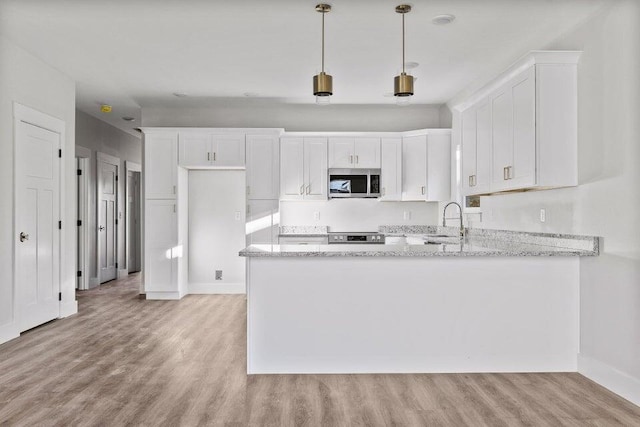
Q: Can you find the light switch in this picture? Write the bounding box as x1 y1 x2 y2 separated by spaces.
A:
313 211 320 221
539 208 546 223
403 211 411 221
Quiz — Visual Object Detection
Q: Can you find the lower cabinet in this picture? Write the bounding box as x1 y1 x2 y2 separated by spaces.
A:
144 199 179 298
246 200 279 245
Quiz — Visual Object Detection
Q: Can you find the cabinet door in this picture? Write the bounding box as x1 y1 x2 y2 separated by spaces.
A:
246 200 279 245
246 135 279 199
491 87 513 191
145 132 178 199
380 138 402 201
402 135 427 201
461 107 477 195
475 100 492 194
178 132 212 167
426 133 451 201
144 199 177 293
304 138 328 200
511 67 536 188
212 134 245 167
280 138 305 200
328 138 354 168
354 137 381 168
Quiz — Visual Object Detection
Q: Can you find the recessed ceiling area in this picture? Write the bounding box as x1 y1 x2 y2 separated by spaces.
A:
0 0 609 134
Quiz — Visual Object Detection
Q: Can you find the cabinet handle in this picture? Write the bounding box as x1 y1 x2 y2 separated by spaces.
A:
421 186 425 195
247 186 250 195
474 175 477 186
508 166 513 180
173 204 176 213
349 155 354 164
213 152 216 162
300 184 304 195
503 167 509 181
173 185 176 194
306 185 311 195
207 152 210 161
469 175 473 187
355 155 359 164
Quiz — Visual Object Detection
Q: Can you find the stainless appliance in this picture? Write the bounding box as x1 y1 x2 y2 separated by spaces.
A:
328 169 381 199
328 232 385 244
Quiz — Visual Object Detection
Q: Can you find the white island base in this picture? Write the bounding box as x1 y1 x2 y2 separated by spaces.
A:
246 256 579 374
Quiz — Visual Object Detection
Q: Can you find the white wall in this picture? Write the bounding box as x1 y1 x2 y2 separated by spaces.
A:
188 171 246 293
448 0 640 405
0 35 76 343
280 200 438 232
142 103 445 131
75 110 142 284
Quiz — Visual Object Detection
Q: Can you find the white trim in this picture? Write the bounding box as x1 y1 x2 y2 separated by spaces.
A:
75 157 90 291
145 291 183 300
97 151 120 167
13 102 67 332
188 283 246 294
59 300 78 318
141 127 284 136
578 354 640 407
126 160 141 173
117 269 129 279
88 277 100 289
0 324 19 345
125 161 142 274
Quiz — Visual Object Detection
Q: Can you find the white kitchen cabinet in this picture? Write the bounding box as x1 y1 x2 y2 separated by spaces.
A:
380 138 402 201
178 132 245 168
144 132 178 199
462 100 492 195
144 199 178 296
328 137 380 168
426 132 451 201
457 51 580 195
246 135 279 200
402 135 428 201
280 137 327 201
246 200 279 245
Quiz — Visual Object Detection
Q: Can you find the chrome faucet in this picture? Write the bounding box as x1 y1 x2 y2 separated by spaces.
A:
443 202 465 239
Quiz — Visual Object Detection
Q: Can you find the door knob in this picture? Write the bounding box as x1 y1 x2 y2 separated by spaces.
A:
99 226 105 231
19 232 29 242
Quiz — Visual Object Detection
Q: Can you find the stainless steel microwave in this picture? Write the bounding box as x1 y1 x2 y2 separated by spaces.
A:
328 169 381 199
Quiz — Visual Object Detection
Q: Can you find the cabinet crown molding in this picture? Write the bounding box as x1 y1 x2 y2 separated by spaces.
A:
450 50 582 112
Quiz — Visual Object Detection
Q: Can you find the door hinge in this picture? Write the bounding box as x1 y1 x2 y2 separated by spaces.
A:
115 175 119 181
58 149 62 158
77 271 82 277
77 220 82 227
58 221 62 230
77 169 82 176
115 262 119 269
115 219 118 225
58 292 62 301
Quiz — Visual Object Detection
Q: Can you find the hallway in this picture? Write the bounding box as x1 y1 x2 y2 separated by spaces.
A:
1 275 639 426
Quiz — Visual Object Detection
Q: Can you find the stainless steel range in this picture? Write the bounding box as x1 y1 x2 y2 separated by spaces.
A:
328 232 385 244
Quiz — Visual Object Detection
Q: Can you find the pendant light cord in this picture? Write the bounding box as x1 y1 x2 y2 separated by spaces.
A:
321 11 325 73
402 12 405 74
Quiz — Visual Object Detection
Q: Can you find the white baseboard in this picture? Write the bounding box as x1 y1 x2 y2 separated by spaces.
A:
0 323 19 346
578 353 640 406
117 269 129 279
188 282 246 294
146 291 183 300
88 277 100 289
59 300 78 318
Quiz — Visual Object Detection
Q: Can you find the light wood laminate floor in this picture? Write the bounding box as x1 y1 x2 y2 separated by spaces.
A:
1 274 639 426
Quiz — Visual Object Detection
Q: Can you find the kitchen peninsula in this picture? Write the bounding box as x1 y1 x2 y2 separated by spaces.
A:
241 227 598 374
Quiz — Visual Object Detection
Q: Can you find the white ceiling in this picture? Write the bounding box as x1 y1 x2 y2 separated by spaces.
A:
0 0 608 135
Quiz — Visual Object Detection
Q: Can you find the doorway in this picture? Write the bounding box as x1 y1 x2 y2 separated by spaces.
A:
97 153 119 284
14 103 64 332
75 150 90 290
126 161 142 274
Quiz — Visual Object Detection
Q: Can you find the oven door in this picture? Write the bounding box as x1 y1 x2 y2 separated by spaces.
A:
329 170 369 198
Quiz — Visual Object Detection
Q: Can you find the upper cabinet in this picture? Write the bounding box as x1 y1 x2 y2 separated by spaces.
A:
328 137 381 169
178 132 245 168
380 138 402 201
144 132 178 199
280 137 327 201
402 132 451 202
246 135 279 200
457 51 580 196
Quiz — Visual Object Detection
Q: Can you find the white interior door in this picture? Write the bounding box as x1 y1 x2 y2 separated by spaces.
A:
98 155 118 283
15 121 60 332
128 171 141 273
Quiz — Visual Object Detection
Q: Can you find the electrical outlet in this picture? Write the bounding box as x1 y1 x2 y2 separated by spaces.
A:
313 211 320 221
215 270 223 280
235 211 241 221
403 211 411 221
540 208 546 223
